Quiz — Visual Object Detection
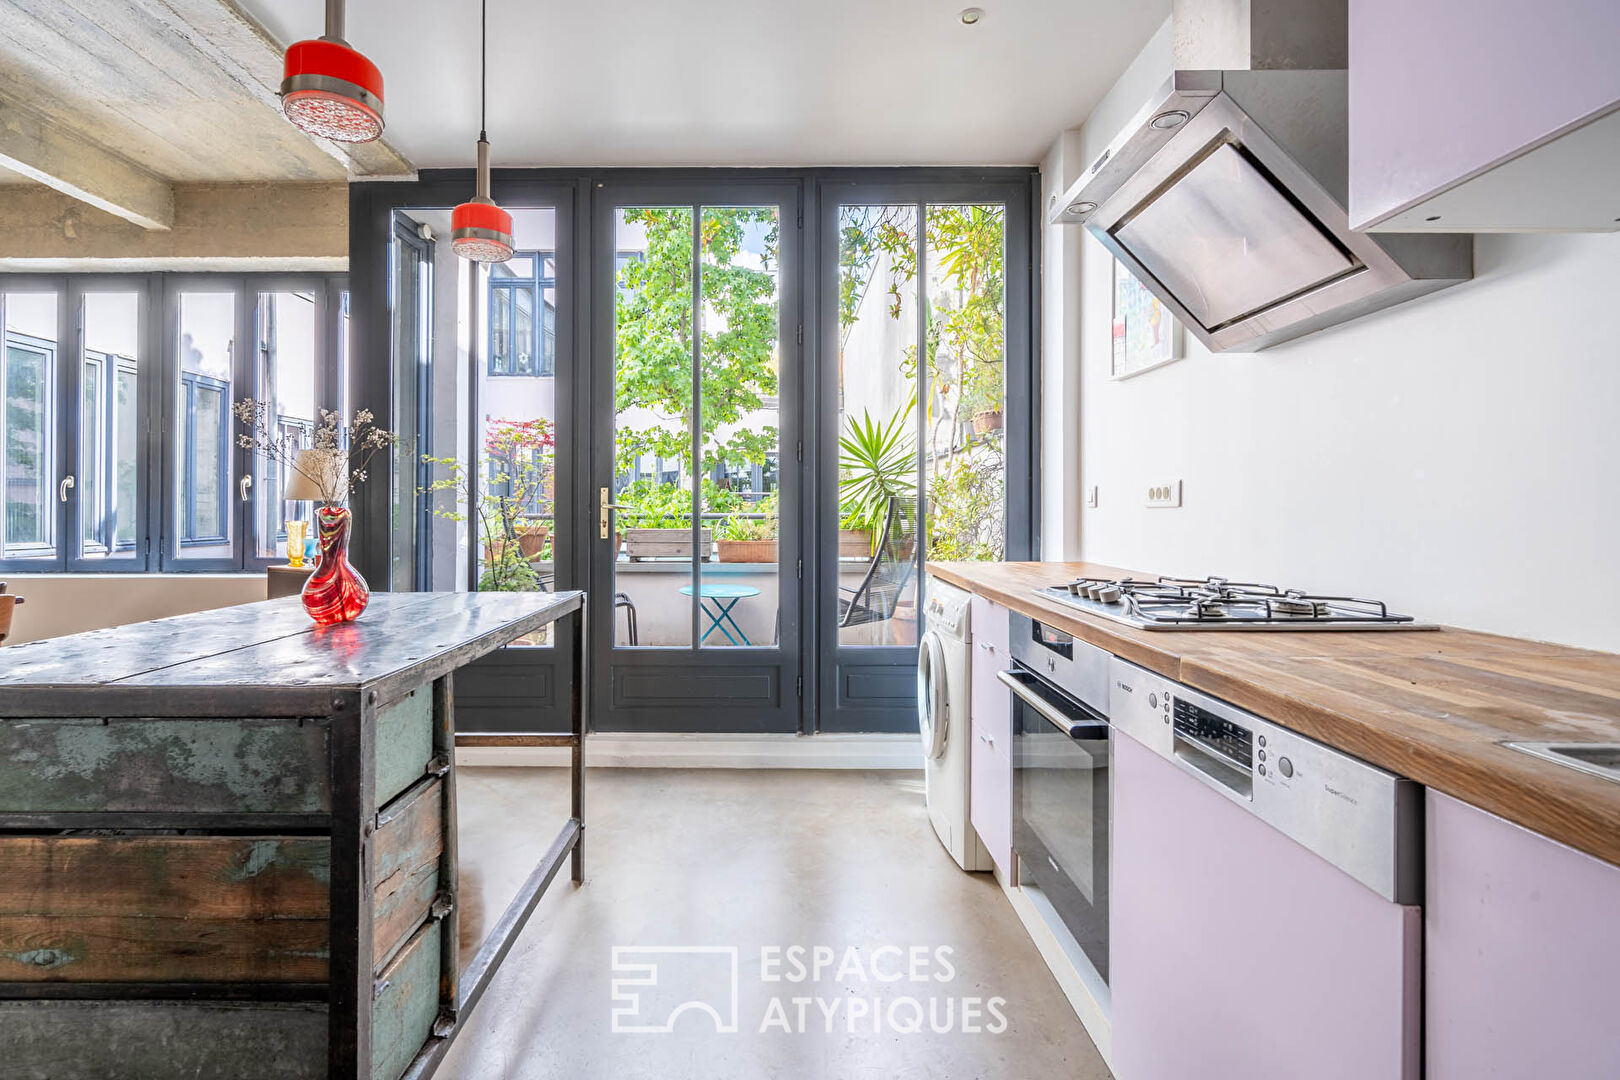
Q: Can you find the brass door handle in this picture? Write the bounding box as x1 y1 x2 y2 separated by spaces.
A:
599 486 630 540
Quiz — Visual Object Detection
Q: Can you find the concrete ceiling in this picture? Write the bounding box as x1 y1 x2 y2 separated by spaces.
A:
236 0 1169 168
0 0 412 228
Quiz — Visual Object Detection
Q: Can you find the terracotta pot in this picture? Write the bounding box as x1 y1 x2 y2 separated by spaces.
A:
483 521 550 566
972 409 1003 435
0 582 24 645
717 539 778 564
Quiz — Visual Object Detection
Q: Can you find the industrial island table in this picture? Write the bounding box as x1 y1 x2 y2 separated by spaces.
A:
0 591 585 1080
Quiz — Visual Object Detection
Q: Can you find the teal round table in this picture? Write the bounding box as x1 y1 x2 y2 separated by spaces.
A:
679 582 761 645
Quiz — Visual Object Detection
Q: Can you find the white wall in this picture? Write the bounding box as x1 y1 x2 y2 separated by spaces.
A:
1044 22 1620 654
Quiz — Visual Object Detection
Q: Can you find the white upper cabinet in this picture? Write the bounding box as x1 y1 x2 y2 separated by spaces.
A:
1349 0 1620 232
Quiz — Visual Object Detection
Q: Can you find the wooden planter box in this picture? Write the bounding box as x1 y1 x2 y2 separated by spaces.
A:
838 529 874 559
716 539 778 564
624 527 713 561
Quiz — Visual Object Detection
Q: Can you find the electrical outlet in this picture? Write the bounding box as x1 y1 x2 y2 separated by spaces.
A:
1146 480 1182 508
1086 486 1099 508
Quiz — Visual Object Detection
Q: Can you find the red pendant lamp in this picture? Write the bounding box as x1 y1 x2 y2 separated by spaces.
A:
280 0 385 143
452 0 514 264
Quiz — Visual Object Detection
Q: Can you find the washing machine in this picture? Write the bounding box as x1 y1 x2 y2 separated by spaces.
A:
918 576 992 872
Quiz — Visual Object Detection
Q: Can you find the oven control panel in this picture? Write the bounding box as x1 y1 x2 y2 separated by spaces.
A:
1109 657 1420 904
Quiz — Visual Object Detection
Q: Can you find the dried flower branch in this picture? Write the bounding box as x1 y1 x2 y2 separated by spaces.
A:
232 400 399 506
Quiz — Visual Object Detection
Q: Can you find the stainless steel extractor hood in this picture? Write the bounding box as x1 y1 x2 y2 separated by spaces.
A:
1052 3 1472 352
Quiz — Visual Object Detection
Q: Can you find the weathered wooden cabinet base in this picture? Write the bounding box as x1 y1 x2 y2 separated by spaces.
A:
0 593 585 1080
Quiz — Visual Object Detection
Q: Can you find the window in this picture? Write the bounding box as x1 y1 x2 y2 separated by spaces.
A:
3 293 55 560
488 253 555 376
0 274 350 574
178 369 229 545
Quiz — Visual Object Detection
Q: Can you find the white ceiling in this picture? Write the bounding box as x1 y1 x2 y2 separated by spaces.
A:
236 0 1168 168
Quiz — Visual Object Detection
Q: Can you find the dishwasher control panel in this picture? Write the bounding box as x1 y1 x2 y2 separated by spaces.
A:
1110 658 1421 904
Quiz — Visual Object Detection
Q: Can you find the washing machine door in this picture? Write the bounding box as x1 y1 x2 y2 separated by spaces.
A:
917 629 950 760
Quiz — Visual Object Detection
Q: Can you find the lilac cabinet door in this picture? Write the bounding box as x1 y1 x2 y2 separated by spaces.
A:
1349 0 1620 230
969 597 1011 876
1113 732 1421 1080
1426 791 1620 1078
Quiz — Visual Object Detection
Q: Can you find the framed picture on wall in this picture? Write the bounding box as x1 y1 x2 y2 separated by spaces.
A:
1111 259 1181 379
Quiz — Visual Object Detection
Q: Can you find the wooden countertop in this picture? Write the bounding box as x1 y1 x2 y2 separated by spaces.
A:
0 591 582 716
928 560 1620 870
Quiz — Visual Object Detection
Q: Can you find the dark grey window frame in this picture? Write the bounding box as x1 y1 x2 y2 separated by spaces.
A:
0 271 349 575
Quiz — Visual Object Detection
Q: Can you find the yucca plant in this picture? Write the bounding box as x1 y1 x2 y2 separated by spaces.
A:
838 397 916 536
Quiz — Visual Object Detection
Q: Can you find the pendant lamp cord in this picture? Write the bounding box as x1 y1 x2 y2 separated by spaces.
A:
479 0 488 142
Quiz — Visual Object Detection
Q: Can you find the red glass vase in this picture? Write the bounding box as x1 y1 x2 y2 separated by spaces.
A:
302 505 369 625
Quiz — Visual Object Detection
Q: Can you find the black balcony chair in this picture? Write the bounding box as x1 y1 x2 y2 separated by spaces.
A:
509 522 639 646
838 496 917 629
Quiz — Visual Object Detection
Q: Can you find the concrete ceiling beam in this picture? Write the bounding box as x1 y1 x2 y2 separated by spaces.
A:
0 95 175 230
139 0 415 179
0 181 348 270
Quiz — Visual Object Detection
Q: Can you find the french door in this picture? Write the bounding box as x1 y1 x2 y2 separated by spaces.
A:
587 181 803 732
814 180 1034 732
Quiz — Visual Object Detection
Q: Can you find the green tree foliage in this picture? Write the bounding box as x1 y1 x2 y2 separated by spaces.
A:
836 204 1007 561
614 208 779 481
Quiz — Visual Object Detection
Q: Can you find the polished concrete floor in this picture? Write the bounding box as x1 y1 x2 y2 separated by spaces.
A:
440 768 1112 1080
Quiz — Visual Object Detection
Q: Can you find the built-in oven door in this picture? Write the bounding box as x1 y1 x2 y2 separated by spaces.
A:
1002 665 1112 984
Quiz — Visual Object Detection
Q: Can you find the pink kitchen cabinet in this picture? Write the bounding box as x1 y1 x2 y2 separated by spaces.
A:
1425 790 1620 1078
969 595 1011 876
1349 0 1620 231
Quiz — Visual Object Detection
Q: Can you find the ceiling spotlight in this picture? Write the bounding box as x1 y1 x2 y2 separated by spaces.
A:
1068 201 1097 217
959 8 983 25
280 0 385 143
1150 110 1190 131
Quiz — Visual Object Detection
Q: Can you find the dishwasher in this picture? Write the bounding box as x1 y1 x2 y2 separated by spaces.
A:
1109 659 1423 1080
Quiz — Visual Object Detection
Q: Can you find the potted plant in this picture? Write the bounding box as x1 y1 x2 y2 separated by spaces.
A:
716 494 778 563
420 417 554 592
618 479 716 561
837 399 916 557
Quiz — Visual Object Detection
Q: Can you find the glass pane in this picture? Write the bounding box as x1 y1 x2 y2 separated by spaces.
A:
174 291 234 560
115 364 137 547
924 204 1006 563
490 287 512 374
3 290 56 559
80 357 103 552
699 206 780 649
835 206 920 646
80 292 140 562
612 206 695 647
254 291 320 562
468 209 560 645
390 229 426 591
514 287 535 374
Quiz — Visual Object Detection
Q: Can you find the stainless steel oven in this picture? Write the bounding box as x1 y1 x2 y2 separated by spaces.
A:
1000 614 1113 984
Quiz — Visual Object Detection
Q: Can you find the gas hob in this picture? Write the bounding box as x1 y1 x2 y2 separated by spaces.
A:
1037 576 1434 631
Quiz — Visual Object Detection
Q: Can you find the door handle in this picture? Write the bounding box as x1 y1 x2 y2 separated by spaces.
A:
599 486 631 540
58 475 75 502
239 474 253 502
997 669 1110 741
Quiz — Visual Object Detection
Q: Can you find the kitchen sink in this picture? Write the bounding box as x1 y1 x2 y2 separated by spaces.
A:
1504 742 1620 784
